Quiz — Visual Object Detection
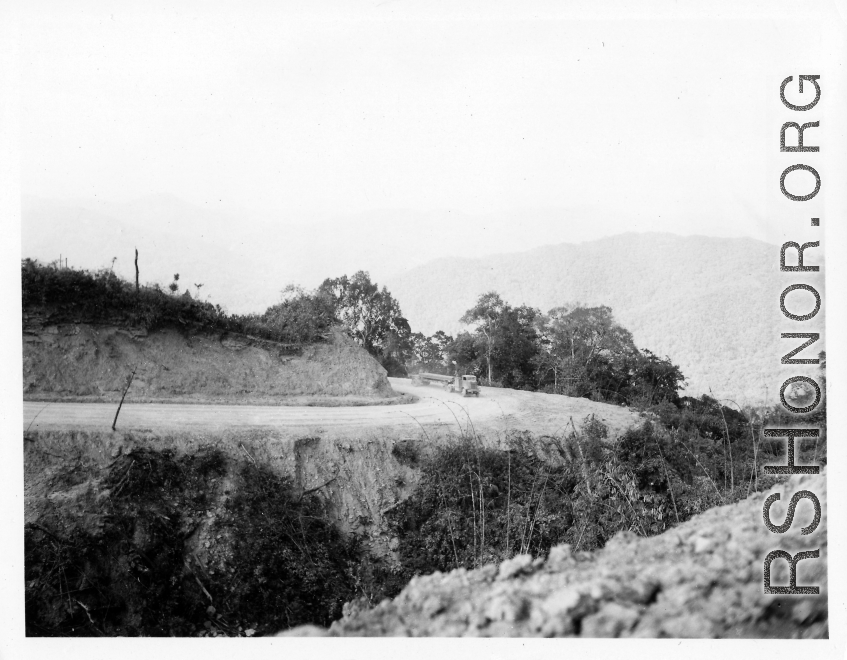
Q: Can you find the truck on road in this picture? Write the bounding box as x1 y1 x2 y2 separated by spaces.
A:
411 372 480 396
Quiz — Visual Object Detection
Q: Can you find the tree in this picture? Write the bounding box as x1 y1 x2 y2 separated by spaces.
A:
431 330 454 361
379 326 414 377
532 304 687 405
460 292 506 383
410 331 453 373
629 350 686 406
490 304 539 389
410 330 458 373
445 332 482 376
534 305 640 400
318 271 411 374
410 332 437 366
458 294 539 387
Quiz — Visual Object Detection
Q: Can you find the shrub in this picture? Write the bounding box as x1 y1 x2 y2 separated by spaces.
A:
260 288 336 344
215 463 359 632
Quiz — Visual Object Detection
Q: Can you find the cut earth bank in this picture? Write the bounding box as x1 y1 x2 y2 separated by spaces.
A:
23 320 399 405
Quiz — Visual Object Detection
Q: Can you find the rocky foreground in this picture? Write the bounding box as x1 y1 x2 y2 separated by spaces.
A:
282 472 827 638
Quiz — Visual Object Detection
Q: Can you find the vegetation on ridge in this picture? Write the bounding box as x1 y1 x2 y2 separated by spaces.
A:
22 258 334 344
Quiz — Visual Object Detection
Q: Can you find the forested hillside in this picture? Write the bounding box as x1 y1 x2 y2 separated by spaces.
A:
386 233 824 402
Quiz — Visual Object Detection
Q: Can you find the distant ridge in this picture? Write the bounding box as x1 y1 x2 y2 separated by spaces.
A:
385 233 824 403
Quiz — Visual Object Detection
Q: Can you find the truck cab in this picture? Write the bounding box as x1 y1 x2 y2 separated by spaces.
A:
451 374 480 396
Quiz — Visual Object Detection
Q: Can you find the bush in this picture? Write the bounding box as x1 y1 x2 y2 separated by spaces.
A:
260 289 336 344
216 463 359 632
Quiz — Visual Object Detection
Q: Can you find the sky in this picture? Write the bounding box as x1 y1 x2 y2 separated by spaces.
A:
13 1 835 245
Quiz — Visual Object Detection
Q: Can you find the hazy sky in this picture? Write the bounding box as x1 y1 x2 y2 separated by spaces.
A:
15 1 834 243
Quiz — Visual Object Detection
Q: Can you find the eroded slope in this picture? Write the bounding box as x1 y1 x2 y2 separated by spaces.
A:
23 320 394 403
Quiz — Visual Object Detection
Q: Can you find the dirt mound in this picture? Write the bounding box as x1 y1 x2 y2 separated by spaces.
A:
23 319 395 402
286 472 827 638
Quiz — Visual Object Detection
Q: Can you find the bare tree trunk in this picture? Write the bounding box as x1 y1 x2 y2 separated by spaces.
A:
482 326 492 383
112 366 137 431
488 344 492 383
134 248 139 294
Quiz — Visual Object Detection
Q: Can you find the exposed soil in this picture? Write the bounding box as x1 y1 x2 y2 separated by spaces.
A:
22 319 394 402
282 472 828 638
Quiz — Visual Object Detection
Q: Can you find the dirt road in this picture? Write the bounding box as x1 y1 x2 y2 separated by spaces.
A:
23 378 642 438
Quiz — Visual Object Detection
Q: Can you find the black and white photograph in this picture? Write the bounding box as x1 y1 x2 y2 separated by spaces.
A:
1 1 846 657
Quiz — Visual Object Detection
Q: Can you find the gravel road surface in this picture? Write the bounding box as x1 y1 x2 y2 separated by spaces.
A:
23 377 642 438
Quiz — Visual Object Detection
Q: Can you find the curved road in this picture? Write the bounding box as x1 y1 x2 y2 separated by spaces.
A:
23 377 641 437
